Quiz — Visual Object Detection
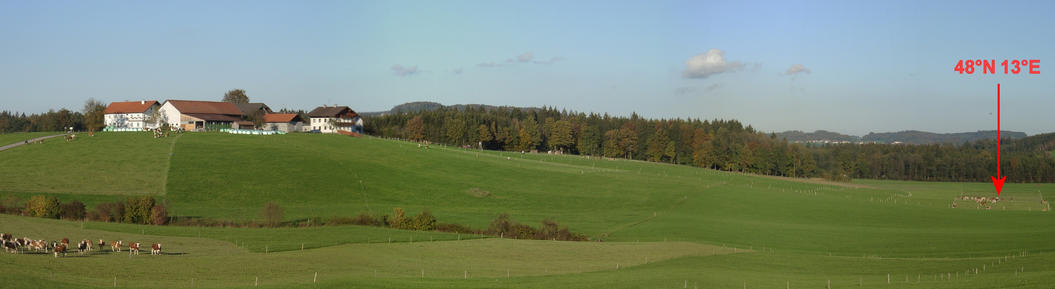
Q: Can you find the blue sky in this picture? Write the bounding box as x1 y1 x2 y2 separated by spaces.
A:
1 0 1052 135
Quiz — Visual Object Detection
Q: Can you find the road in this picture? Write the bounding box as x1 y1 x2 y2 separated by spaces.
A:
0 134 64 153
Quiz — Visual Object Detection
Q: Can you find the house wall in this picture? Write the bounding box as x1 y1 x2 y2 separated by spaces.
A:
309 117 360 133
159 102 182 129
264 122 304 133
103 106 159 129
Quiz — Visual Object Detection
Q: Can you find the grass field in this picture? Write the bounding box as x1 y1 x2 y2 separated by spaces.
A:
1 132 1054 288
0 132 60 147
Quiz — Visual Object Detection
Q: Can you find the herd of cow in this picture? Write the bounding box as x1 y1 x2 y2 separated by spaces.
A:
1 233 162 258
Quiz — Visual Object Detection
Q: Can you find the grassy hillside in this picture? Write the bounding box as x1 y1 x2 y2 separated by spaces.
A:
1 132 1054 288
0 132 173 195
0 131 59 146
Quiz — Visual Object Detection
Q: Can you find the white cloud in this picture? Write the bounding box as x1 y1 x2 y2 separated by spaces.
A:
683 49 744 79
391 65 419 77
478 52 563 68
785 64 811 75
517 52 534 63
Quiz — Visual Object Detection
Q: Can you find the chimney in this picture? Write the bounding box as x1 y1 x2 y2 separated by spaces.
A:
140 100 145 104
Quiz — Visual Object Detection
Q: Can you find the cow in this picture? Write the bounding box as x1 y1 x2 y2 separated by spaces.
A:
151 243 162 255
53 244 67 258
129 243 140 255
111 240 122 252
97 239 105 250
2 240 16 253
77 240 89 255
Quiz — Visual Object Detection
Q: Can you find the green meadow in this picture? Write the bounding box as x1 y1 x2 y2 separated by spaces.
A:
0 132 1053 288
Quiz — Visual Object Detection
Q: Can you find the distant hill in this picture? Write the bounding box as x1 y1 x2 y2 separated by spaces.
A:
361 101 540 116
773 130 858 143
774 129 1028 145
861 130 1027 144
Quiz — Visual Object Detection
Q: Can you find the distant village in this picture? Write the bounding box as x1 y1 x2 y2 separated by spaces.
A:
102 100 363 135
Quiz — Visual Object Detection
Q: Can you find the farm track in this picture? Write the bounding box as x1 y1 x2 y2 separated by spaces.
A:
160 133 182 196
0 134 63 152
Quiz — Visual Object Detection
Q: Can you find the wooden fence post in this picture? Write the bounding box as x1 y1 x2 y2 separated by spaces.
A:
314 272 318 283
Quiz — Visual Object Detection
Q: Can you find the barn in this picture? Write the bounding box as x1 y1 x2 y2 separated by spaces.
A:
262 113 305 133
103 100 160 130
158 100 245 131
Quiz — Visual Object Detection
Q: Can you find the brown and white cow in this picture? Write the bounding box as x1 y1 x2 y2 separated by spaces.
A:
151 243 162 255
129 243 140 255
53 244 67 258
111 240 122 252
97 239 105 249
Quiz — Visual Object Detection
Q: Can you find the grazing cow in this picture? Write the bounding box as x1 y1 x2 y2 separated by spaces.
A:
111 240 122 252
129 243 140 255
97 239 105 250
61 238 69 246
53 244 66 258
77 240 89 255
151 243 162 255
0 233 10 242
2 240 16 253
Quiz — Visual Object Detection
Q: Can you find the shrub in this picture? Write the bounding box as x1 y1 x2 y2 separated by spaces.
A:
150 203 169 225
390 207 407 229
59 201 86 220
260 202 284 227
411 209 437 231
89 202 125 222
435 223 474 234
24 195 60 218
123 196 155 224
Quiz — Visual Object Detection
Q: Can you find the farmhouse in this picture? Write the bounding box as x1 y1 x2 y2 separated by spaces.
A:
158 100 246 131
103 100 160 130
261 113 305 133
307 105 363 133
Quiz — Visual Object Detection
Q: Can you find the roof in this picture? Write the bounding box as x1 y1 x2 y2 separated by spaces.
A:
234 103 272 115
308 106 358 118
165 100 243 115
104 101 158 114
263 113 302 123
183 113 242 122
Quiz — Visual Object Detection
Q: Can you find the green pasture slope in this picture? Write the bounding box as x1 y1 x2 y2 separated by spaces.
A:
1 132 1054 288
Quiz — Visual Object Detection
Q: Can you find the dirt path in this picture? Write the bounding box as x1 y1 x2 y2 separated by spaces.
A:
0 134 64 152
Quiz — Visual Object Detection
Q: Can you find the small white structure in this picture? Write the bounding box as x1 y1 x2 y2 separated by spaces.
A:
307 105 362 133
103 100 160 130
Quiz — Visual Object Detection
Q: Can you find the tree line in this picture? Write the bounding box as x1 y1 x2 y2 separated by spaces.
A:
364 106 1055 183
0 98 106 133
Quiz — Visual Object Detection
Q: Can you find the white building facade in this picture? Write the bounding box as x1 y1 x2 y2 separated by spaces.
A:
103 100 160 130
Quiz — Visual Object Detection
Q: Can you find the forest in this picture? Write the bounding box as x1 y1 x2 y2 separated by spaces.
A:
364 106 1055 183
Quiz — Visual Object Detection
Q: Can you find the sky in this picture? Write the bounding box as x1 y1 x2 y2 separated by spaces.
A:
1 0 1052 135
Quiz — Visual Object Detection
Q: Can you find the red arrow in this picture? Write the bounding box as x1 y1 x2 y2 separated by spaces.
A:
991 83 1006 195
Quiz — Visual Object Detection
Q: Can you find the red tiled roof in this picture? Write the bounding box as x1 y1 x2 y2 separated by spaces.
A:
263 113 301 123
103 101 158 114
165 100 243 115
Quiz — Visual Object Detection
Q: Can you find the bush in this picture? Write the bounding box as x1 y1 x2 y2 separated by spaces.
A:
123 196 155 224
390 207 407 229
411 209 437 231
435 223 474 234
150 203 169 225
261 202 284 227
24 195 60 218
89 202 125 222
59 201 86 220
